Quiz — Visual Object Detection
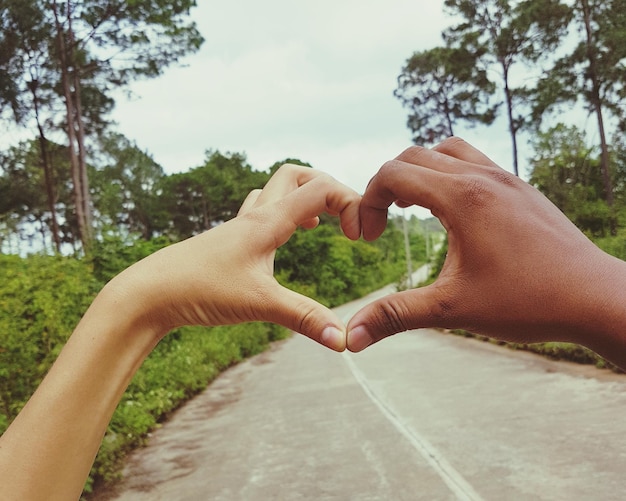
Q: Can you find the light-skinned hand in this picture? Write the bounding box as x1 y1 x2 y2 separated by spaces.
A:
108 164 362 351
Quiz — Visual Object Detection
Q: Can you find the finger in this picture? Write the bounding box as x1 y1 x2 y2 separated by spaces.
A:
255 174 362 243
255 164 319 206
360 159 450 241
432 137 500 168
300 216 321 230
394 141 487 179
346 285 446 352
394 199 413 208
263 283 347 351
238 189 262 216
254 165 347 233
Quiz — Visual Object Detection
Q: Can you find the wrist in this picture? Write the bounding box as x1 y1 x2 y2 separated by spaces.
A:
567 251 626 369
102 263 174 340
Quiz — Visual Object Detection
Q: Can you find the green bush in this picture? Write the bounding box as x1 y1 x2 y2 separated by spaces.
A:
90 233 172 283
276 225 405 308
0 254 100 431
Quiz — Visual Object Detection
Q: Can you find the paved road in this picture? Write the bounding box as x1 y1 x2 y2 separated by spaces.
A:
104 271 626 500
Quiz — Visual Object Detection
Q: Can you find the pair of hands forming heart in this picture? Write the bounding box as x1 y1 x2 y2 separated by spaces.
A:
115 137 626 366
4 138 626 501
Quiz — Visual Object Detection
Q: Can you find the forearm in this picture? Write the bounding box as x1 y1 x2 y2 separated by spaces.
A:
0 282 165 501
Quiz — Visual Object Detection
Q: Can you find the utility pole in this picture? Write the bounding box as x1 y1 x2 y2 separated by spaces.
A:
402 209 413 288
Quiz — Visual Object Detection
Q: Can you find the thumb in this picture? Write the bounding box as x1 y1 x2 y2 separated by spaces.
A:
264 284 347 352
346 286 444 352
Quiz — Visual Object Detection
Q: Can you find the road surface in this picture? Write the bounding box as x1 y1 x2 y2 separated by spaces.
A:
102 268 626 500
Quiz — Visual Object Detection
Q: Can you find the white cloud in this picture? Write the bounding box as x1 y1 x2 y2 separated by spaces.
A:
108 0 514 215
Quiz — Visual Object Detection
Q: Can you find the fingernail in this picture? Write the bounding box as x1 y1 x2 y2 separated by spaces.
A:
347 325 373 352
321 326 345 351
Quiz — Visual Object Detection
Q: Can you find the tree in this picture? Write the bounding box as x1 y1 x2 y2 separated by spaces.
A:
533 0 626 233
91 133 168 240
395 46 497 146
159 151 269 240
0 139 75 253
0 0 64 251
529 124 615 236
0 0 204 250
443 0 572 176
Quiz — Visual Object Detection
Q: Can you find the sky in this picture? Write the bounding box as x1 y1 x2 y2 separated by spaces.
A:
108 0 516 219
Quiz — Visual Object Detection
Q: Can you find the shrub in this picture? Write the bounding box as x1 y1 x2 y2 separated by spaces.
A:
0 254 100 432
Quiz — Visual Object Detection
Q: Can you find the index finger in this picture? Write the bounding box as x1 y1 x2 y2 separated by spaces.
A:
255 164 361 235
254 173 362 246
254 164 319 206
360 159 451 241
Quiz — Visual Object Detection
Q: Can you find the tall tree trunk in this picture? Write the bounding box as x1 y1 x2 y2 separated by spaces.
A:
444 98 455 136
502 64 520 177
51 0 91 249
68 17 93 242
581 0 615 234
30 84 62 253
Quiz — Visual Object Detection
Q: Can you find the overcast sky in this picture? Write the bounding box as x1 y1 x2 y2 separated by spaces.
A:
110 0 516 211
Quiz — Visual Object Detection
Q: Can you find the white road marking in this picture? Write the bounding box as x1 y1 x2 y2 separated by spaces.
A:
342 351 485 501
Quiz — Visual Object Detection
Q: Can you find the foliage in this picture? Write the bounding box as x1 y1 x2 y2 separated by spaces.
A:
532 0 626 130
0 139 76 253
91 134 169 240
0 254 100 426
0 0 204 249
443 0 572 175
395 46 497 145
594 230 626 262
529 124 617 236
90 233 172 283
275 221 410 308
530 0 626 225
158 150 269 239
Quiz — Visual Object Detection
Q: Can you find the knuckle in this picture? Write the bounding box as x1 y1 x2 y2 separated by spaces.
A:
433 136 467 155
378 158 406 180
457 168 517 209
395 145 428 165
375 300 411 335
276 163 299 176
486 167 517 187
459 175 495 209
296 303 318 335
427 295 455 324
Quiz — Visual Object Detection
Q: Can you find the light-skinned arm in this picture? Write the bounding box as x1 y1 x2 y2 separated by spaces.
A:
347 137 626 370
0 165 361 501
